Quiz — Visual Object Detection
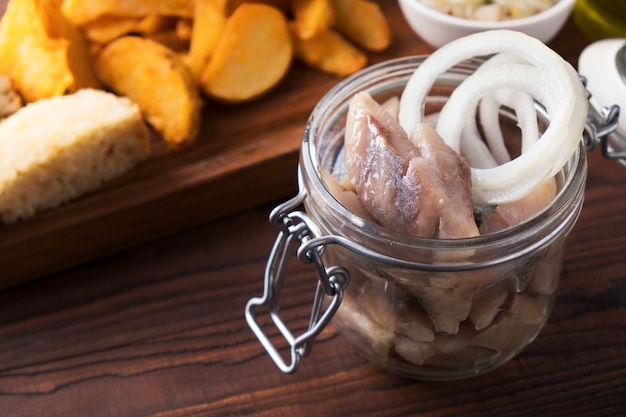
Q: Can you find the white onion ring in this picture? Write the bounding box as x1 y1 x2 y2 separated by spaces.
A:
462 52 539 165
460 121 498 168
478 89 539 164
398 30 587 204
473 52 540 163
398 30 576 136
438 64 564 202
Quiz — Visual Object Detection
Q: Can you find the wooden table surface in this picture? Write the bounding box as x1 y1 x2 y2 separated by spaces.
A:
1 2 626 417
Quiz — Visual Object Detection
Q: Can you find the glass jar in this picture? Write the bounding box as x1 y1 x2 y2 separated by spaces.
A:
247 56 588 380
573 0 626 40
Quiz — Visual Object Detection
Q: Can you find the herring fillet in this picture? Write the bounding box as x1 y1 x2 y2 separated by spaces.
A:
344 91 479 239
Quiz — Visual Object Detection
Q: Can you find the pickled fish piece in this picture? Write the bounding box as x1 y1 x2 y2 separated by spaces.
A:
469 281 509 330
470 293 550 354
407 285 474 334
470 314 538 354
527 244 564 295
398 306 435 343
394 337 436 366
333 292 396 362
320 168 376 222
422 345 500 370
433 323 475 353
381 95 399 120
479 177 557 234
507 293 550 325
344 91 479 239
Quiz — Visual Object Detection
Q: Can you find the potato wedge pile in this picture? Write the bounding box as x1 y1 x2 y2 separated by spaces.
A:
0 0 392 150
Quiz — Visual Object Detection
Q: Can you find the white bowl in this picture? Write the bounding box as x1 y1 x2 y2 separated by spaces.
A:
398 0 575 48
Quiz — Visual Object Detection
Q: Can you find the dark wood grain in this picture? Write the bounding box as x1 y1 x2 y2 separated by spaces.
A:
1 1 625 417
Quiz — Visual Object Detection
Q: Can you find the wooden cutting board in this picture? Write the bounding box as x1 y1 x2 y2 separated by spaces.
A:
0 1 434 287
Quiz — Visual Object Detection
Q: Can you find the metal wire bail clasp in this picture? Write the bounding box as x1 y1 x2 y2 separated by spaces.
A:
245 189 350 374
581 76 624 160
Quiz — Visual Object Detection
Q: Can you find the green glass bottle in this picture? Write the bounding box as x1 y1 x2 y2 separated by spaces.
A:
573 0 626 40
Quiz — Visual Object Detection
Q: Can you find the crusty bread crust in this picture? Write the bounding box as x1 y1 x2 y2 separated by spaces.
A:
0 88 151 224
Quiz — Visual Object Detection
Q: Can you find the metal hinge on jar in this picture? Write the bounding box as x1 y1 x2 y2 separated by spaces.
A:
582 76 624 160
244 189 350 374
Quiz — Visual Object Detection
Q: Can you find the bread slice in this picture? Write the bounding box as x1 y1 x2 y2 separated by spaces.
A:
0 88 151 224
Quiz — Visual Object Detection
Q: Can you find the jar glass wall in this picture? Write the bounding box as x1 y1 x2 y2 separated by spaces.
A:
298 56 588 380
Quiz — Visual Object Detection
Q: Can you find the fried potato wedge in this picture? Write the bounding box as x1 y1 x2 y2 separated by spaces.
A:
188 0 227 80
291 0 335 40
39 0 104 88
175 18 193 41
144 29 190 52
61 0 195 26
134 14 178 34
200 3 292 103
332 0 392 52
81 14 177 44
292 27 367 77
226 0 291 15
0 0 101 102
80 15 142 43
94 36 202 149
